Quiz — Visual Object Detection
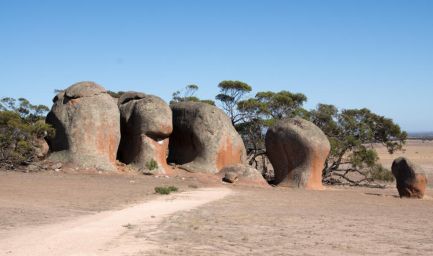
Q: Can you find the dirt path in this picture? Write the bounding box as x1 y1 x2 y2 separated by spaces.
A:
0 187 232 256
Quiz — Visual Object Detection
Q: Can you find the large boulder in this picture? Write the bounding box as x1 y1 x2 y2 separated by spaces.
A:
117 92 172 174
391 157 427 198
220 164 269 187
46 81 121 171
265 117 330 189
168 102 247 173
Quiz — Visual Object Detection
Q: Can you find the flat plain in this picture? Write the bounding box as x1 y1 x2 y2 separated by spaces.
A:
0 139 432 255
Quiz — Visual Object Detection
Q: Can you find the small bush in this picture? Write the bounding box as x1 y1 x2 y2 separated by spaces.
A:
145 159 158 171
154 186 179 195
368 165 394 182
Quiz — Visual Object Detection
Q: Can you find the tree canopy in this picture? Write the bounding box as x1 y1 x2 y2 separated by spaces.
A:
310 104 406 186
171 85 215 105
215 80 252 125
215 83 405 185
234 90 307 178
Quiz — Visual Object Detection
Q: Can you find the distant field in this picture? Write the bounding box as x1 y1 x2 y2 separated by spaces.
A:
375 139 433 185
408 132 433 140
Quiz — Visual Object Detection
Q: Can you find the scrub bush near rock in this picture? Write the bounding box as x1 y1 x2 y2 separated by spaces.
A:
154 186 179 195
146 159 158 171
0 97 53 169
368 165 394 182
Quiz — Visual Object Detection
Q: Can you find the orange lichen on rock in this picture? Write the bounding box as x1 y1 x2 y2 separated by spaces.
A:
46 81 121 172
169 102 246 174
304 147 329 190
216 136 245 171
265 117 330 190
117 92 173 175
144 137 172 175
392 157 428 198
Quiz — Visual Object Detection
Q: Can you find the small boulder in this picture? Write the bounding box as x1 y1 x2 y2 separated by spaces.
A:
26 164 40 172
391 157 427 198
34 138 49 159
117 92 172 174
220 164 269 187
168 102 247 174
265 117 330 189
46 81 121 171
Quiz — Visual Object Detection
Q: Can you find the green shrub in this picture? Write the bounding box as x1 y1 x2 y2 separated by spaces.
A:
368 165 394 182
154 186 179 195
0 98 53 169
145 159 158 171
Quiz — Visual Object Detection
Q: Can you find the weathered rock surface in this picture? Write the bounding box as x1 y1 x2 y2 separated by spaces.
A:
391 157 427 198
168 102 247 173
46 81 121 171
117 92 172 174
220 164 269 187
34 138 49 159
265 117 330 189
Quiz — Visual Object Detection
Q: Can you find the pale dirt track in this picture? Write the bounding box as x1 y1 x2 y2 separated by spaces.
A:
0 187 232 256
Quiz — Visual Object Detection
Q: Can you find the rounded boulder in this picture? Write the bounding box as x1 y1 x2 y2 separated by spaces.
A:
46 81 121 171
220 164 269 187
117 92 173 174
265 117 330 189
168 102 247 174
392 157 427 199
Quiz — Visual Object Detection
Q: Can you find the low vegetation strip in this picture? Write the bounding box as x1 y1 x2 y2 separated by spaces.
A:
155 186 179 195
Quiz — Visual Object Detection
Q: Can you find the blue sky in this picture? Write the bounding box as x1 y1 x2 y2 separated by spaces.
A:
1 0 432 132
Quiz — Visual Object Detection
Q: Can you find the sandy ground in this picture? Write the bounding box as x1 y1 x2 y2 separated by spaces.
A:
1 139 433 256
0 186 231 256
1 171 433 255
375 139 433 185
146 186 433 256
0 170 205 236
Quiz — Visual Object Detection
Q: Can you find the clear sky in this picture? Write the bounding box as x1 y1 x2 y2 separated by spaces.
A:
1 0 432 132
